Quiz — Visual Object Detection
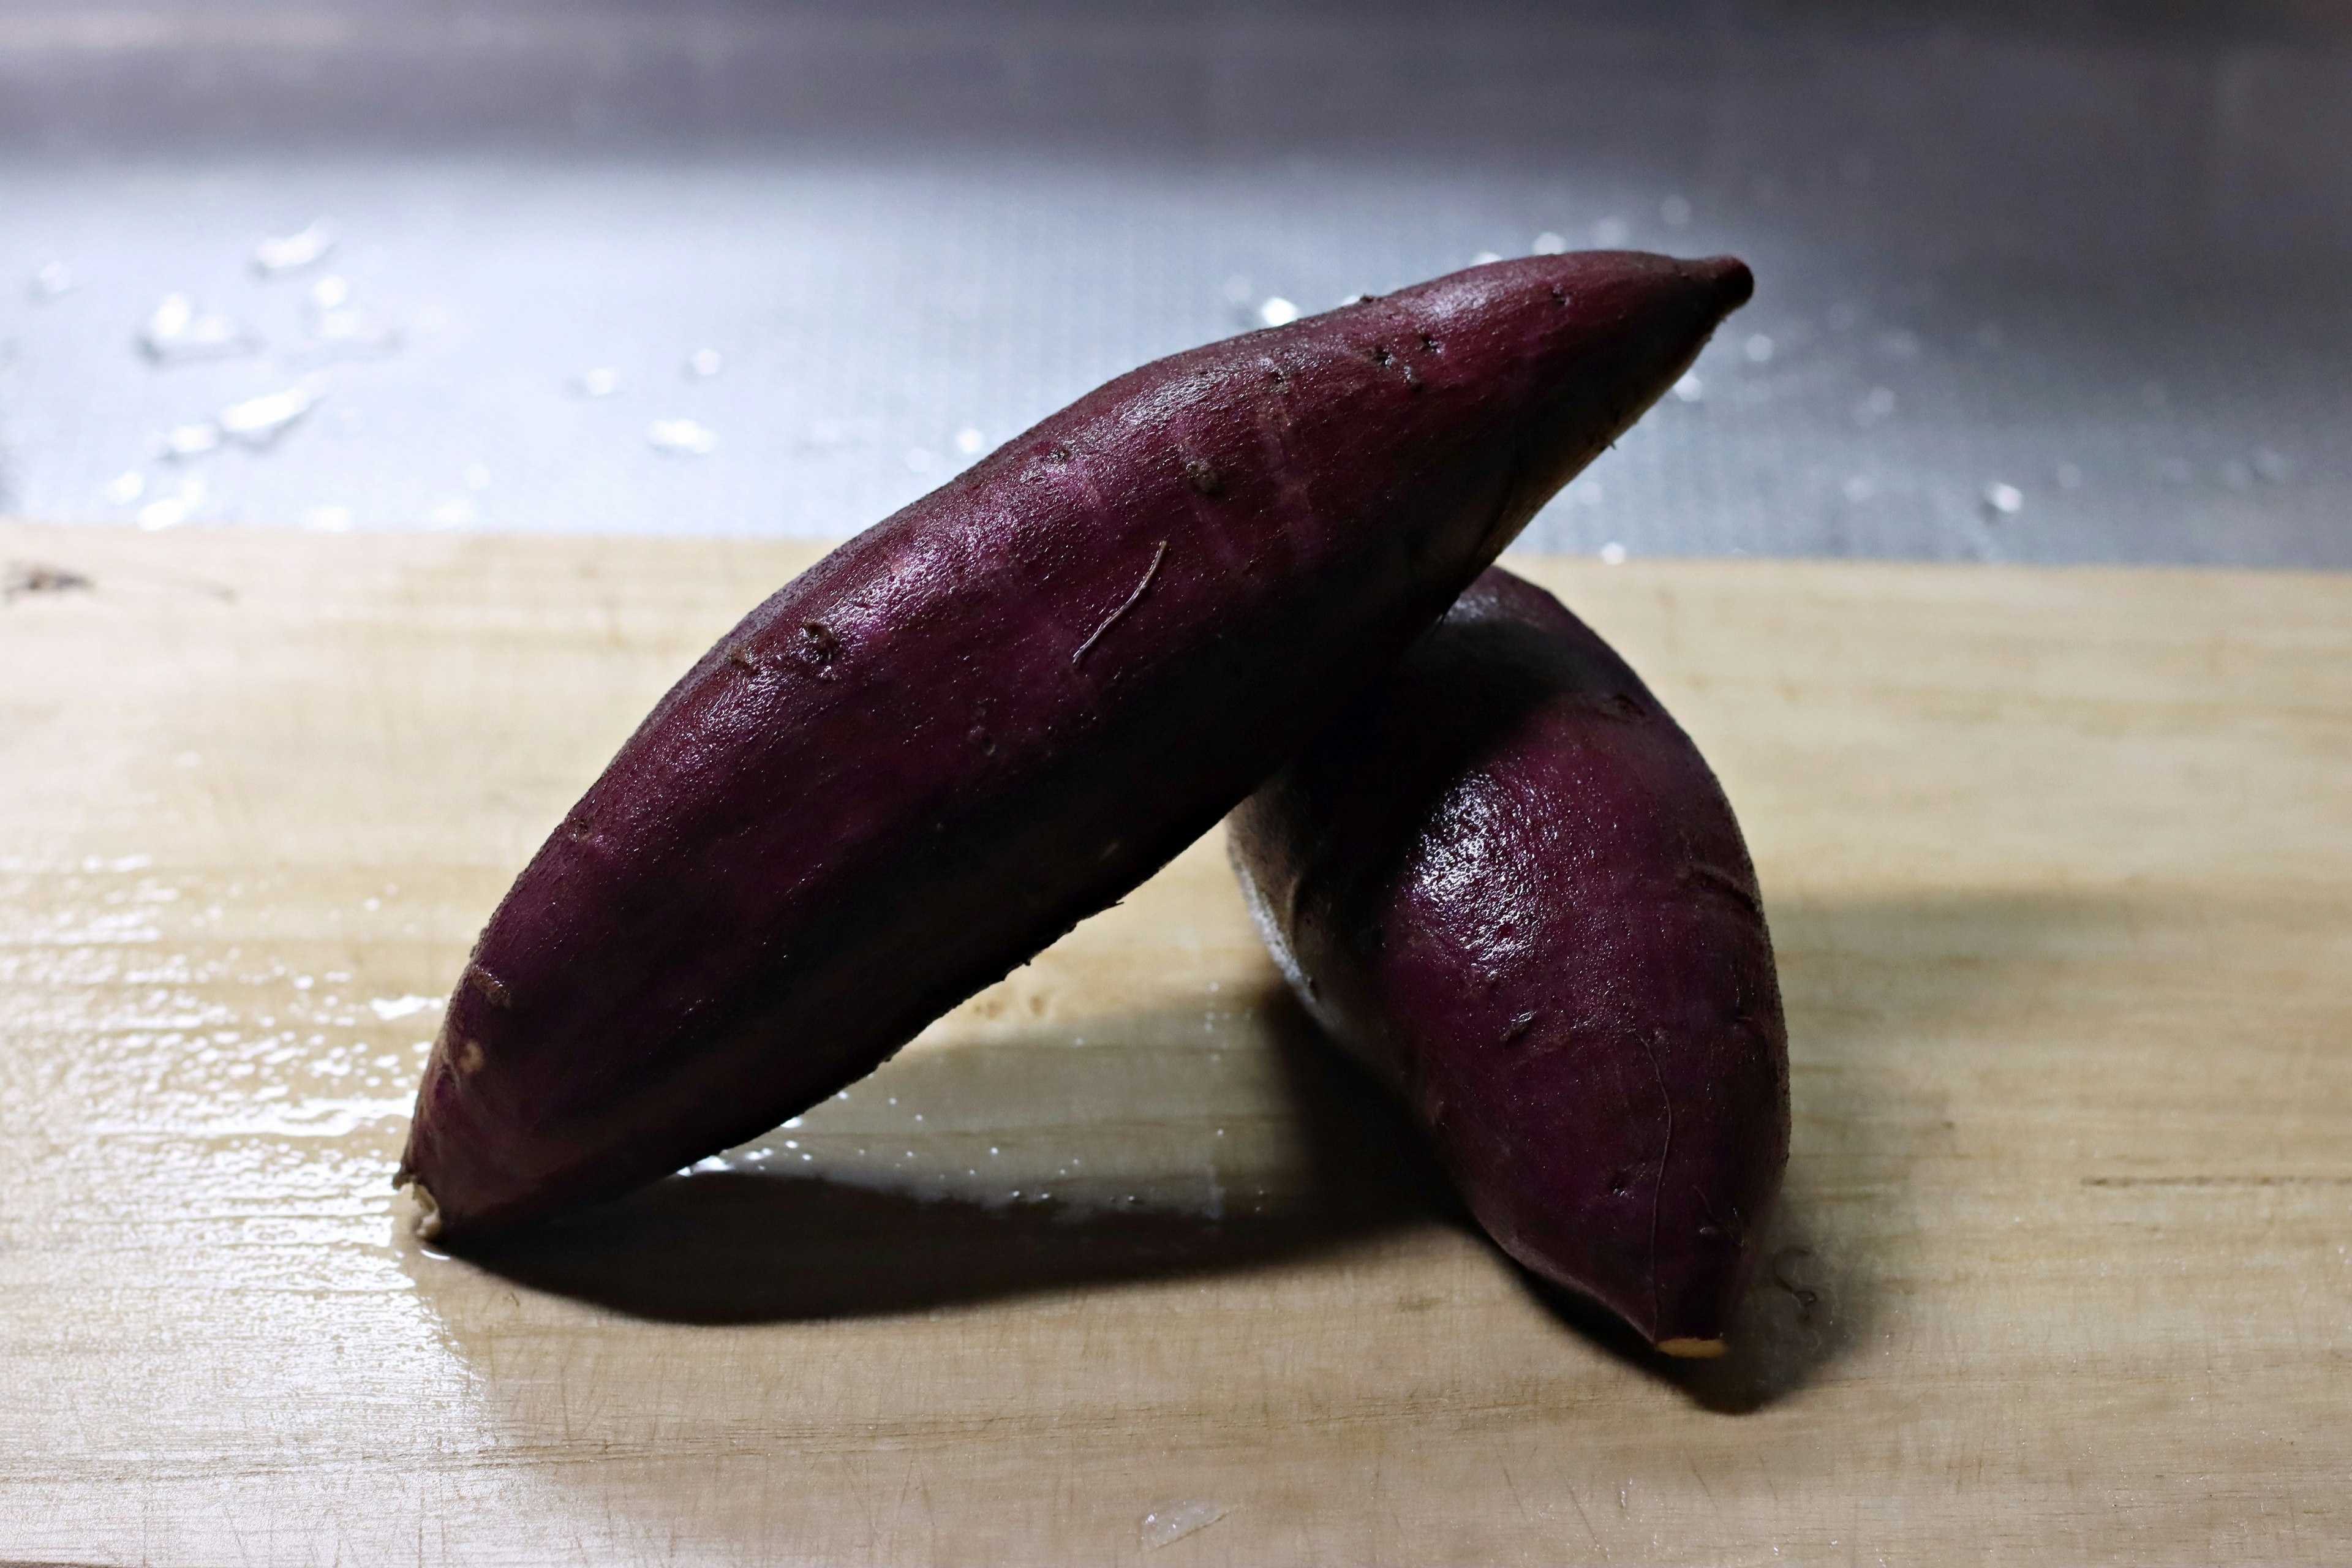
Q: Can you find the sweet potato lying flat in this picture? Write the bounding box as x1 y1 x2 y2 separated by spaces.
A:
398 252 1753 1237
1227 568 1788 1355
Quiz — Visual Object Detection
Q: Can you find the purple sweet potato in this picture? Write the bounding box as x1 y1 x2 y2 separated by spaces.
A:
1227 568 1787 1355
398 252 1754 1237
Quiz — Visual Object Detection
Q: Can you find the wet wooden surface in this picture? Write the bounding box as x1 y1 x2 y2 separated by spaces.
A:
3 523 2349 1565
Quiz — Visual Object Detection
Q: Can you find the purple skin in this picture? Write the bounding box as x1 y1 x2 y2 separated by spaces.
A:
398 252 1754 1237
1227 568 1788 1355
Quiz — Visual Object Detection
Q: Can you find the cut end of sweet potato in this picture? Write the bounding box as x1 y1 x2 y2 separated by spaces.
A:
400 1180 445 1242
1655 1336 1730 1360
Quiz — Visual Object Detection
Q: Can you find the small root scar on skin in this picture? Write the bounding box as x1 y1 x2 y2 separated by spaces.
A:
1072 539 1169 666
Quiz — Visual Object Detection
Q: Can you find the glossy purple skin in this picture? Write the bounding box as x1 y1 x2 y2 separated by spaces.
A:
398 252 1753 1236
1227 568 1789 1349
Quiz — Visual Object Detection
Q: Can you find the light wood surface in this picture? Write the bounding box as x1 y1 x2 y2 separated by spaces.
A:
4 522 2350 1566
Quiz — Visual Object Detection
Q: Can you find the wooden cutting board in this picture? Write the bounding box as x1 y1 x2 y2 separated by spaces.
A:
4 522 2349 1566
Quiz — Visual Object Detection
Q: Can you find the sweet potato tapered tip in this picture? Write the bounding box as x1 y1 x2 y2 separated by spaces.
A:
398 252 1753 1237
1689 255 1754 311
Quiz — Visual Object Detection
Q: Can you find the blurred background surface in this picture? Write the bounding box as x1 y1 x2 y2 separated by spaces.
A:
1 0 2346 563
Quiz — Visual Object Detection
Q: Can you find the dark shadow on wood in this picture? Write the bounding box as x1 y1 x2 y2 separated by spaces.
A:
444 983 1464 1324
440 886 2118 1374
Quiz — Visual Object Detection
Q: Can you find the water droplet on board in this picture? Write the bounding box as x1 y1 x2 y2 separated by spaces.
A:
101 470 146 506
1470 251 1503 266
1531 230 1566 255
1982 481 2024 516
1593 216 1630 246
2055 463 2084 491
303 505 353 532
684 347 723 379
904 447 933 472
954 426 986 456
1744 333 1774 363
1672 372 1703 403
1140 1499 1229 1548
648 418 717 456
1660 194 1692 227
1256 297 1298 328
138 294 254 364
1599 541 1628 565
252 219 336 276
573 366 622 398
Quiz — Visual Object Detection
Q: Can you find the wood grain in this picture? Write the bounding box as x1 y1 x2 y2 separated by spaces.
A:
3 522 2348 1566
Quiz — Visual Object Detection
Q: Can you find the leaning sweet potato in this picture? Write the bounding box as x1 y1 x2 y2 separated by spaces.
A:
1227 568 1787 1355
398 252 1754 1237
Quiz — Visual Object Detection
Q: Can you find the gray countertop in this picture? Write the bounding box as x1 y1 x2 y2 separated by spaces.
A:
2 0 2346 565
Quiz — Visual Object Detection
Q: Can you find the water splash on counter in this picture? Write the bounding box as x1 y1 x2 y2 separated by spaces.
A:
1140 1500 1229 1549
